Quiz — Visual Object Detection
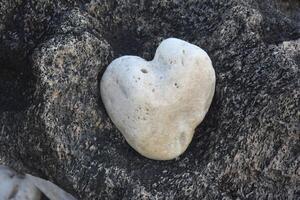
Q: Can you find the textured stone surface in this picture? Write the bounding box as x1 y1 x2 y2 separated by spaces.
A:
101 38 215 160
0 0 299 199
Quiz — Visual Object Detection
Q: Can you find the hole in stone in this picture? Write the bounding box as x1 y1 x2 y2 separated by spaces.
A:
141 69 148 73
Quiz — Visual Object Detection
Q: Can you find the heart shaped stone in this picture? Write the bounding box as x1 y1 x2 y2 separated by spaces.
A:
101 38 215 160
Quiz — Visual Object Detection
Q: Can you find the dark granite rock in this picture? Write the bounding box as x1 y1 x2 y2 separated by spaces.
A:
0 0 299 199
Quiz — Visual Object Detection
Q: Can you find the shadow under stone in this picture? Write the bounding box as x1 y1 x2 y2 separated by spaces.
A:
0 61 35 112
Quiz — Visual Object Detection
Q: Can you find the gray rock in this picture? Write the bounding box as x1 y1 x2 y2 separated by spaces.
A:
0 0 299 199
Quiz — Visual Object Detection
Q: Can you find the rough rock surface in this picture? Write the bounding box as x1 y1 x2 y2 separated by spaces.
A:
0 0 299 199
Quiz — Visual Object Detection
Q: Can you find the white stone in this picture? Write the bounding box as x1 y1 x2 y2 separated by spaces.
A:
0 165 77 200
0 165 41 200
100 38 215 160
26 174 77 200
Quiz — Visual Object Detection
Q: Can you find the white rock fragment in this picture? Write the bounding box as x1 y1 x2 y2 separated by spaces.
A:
26 174 77 200
101 38 216 160
0 165 41 200
0 165 77 200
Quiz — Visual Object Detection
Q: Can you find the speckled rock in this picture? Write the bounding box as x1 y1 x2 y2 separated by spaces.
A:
0 0 299 199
